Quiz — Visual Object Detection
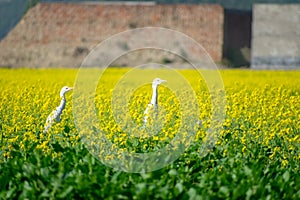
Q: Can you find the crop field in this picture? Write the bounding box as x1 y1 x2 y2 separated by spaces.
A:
0 68 300 199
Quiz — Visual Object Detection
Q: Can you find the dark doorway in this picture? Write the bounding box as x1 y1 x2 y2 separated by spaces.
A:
223 9 252 68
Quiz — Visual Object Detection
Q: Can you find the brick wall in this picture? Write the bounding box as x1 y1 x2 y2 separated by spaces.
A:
0 2 223 68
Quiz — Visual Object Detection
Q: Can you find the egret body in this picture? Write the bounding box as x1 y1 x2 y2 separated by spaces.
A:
43 86 73 134
143 78 166 126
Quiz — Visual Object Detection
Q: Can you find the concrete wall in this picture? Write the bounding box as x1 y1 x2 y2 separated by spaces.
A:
251 4 300 69
0 2 223 68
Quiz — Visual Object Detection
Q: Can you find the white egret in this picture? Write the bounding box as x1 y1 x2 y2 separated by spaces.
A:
43 86 73 134
143 78 167 126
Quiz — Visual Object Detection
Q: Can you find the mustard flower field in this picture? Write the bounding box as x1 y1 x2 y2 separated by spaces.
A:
0 68 299 199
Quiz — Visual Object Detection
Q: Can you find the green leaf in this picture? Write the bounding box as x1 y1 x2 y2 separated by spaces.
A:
175 182 184 194
244 166 252 176
219 186 229 196
168 169 178 176
58 186 73 199
283 171 290 182
51 142 64 152
187 188 197 199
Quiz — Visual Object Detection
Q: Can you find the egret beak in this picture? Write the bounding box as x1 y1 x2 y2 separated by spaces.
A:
161 80 167 83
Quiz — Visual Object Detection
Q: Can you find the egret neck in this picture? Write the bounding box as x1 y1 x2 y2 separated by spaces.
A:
150 84 158 108
56 97 66 120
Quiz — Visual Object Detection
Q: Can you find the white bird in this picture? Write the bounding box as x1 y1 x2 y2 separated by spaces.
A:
43 86 73 134
143 78 167 126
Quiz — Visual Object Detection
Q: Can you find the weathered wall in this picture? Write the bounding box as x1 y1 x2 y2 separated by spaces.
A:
0 2 223 68
251 4 300 69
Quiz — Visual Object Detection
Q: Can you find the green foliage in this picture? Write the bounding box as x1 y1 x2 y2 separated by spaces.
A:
0 69 300 199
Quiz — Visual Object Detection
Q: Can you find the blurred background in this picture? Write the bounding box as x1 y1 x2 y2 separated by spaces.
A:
0 0 299 69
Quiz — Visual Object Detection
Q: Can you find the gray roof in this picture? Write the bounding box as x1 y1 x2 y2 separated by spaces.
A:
182 0 300 11
41 0 300 11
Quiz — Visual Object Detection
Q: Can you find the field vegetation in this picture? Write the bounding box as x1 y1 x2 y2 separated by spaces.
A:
0 68 299 199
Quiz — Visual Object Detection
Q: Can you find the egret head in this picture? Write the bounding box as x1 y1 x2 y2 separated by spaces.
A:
60 86 73 98
152 78 167 88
